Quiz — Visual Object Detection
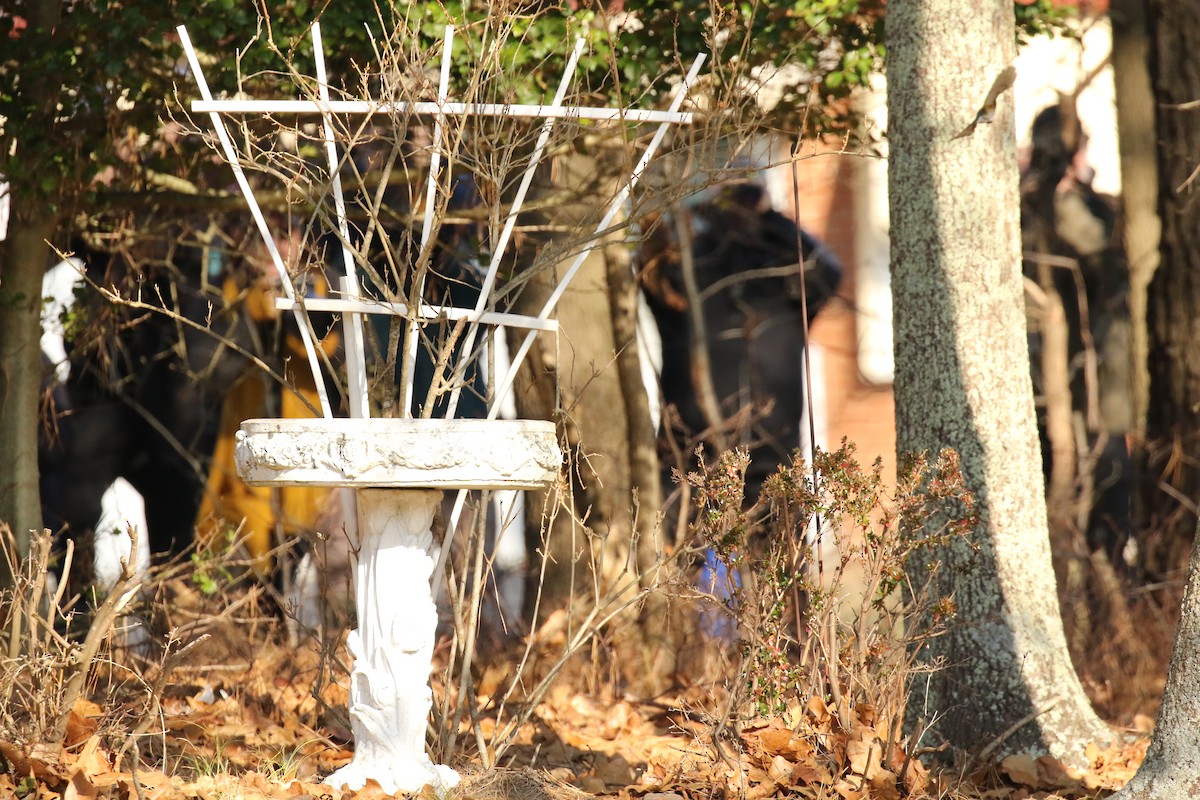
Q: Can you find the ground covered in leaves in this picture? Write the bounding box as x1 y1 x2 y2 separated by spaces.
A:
0 611 1155 800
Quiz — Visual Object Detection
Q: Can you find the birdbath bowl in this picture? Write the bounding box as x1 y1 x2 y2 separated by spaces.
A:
235 417 560 794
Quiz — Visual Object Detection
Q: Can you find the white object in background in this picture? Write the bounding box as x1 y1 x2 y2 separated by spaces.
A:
290 550 323 632
1013 17 1119 196
39 260 152 593
636 292 663 431
0 181 8 240
486 329 526 621
40 258 86 383
92 477 151 591
854 74 894 386
490 488 527 624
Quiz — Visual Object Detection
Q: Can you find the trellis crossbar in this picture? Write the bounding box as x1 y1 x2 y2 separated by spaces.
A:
180 20 702 425
191 100 695 125
274 296 559 332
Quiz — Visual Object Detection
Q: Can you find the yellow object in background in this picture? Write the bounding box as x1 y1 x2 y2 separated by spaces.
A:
195 278 337 575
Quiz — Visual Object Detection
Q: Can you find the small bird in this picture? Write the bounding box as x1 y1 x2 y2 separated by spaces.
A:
952 65 1017 140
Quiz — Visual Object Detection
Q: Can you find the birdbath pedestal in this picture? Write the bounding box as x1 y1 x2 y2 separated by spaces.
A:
235 417 560 795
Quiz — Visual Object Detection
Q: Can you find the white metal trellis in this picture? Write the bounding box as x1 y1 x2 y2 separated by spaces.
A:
178 21 702 425
179 18 706 794
180 17 706 619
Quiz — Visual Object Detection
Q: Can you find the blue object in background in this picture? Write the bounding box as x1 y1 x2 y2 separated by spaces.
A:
697 548 740 643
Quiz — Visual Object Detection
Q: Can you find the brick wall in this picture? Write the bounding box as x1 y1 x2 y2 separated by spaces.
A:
774 137 898 482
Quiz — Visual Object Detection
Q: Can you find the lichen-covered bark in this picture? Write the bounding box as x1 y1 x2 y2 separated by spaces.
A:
0 0 64 567
888 0 1109 762
0 209 53 563
1109 517 1200 798
1142 0 1200 576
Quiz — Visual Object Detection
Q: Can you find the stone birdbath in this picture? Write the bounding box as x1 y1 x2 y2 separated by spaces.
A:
235 418 558 793
179 18 702 796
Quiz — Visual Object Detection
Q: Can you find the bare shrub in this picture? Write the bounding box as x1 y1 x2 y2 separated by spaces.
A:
679 441 979 780
0 522 159 764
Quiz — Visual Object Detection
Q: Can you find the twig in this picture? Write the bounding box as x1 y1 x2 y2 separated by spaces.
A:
117 632 213 767
969 696 1062 771
675 209 728 453
90 281 319 418
1158 480 1200 515
52 525 144 747
47 539 74 650
168 588 263 639
128 738 149 800
899 707 947 785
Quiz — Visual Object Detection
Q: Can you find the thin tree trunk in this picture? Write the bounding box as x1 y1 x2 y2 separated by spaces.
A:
1110 0 1160 444
888 0 1109 763
0 0 64 580
514 149 638 617
605 235 674 677
605 241 663 576
1109 520 1200 798
1142 0 1200 578
0 207 54 570
1039 262 1077 549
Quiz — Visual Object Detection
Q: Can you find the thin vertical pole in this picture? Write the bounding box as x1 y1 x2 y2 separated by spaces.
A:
177 24 333 418
401 26 455 418
313 22 370 418
485 53 707 422
443 37 586 419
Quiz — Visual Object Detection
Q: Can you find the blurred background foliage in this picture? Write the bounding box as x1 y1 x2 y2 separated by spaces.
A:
1 0 1072 211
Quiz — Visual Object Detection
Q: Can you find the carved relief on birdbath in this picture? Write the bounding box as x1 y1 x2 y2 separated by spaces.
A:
236 418 560 794
236 418 561 489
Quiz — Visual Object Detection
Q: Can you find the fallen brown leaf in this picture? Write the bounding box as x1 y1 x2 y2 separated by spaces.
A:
62 734 109 781
1034 754 1080 789
832 776 868 800
868 766 901 800
0 739 68 784
791 759 832 787
854 704 877 729
766 754 793 784
846 738 881 779
62 770 96 800
594 754 637 787
1001 754 1042 788
898 753 929 795
806 697 832 731
64 699 104 749
758 728 795 756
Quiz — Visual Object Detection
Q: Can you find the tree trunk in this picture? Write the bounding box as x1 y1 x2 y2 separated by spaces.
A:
604 234 675 679
1108 520 1200 798
1141 0 1200 578
888 0 1109 763
0 201 54 567
0 0 64 578
514 148 640 618
1038 261 1078 554
1110 0 1160 444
